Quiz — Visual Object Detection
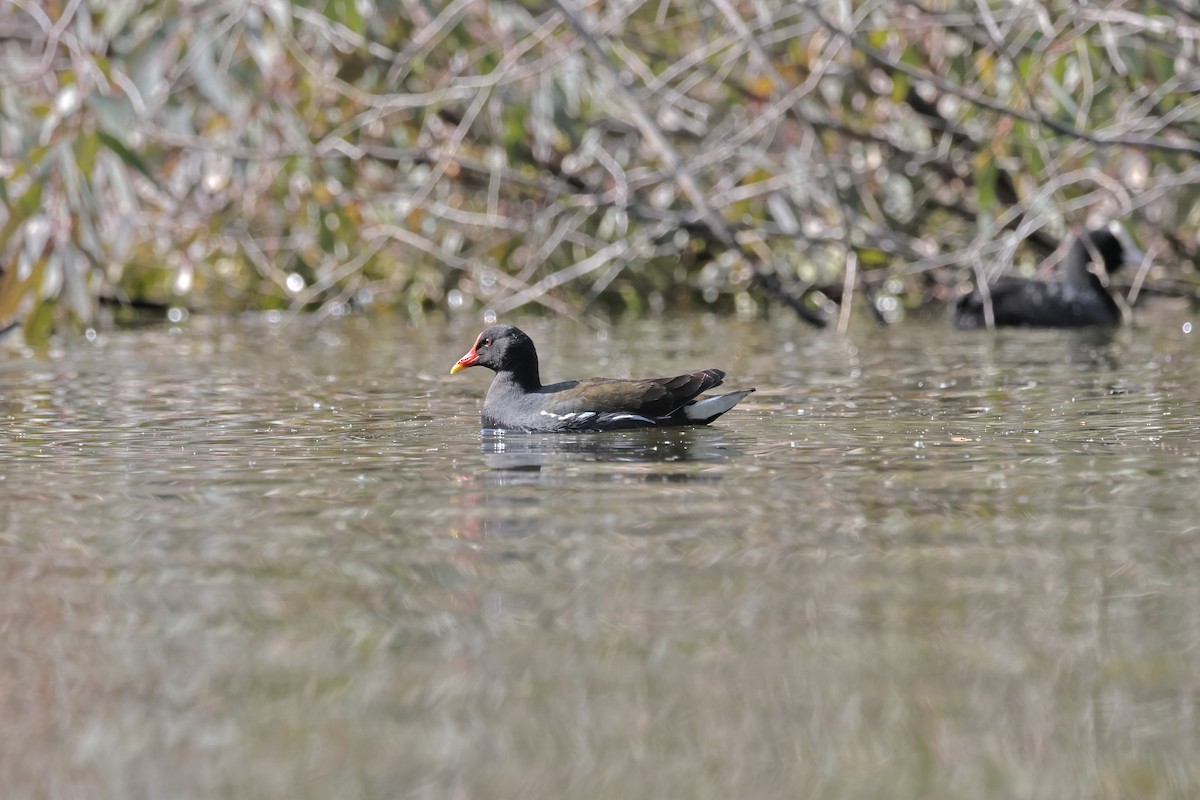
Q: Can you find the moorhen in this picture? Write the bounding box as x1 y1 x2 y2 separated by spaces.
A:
450 324 755 432
953 225 1144 329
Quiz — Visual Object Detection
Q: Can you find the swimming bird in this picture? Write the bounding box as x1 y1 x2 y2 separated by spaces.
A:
953 225 1144 329
450 324 755 432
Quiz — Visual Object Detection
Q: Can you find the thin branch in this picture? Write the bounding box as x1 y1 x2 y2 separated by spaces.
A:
553 0 827 327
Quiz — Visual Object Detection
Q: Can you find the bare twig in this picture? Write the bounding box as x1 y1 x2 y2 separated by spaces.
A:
837 251 857 336
552 0 827 327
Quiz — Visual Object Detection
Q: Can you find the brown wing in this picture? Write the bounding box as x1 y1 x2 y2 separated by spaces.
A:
542 369 726 417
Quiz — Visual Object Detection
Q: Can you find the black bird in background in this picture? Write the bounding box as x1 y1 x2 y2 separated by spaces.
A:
953 225 1144 329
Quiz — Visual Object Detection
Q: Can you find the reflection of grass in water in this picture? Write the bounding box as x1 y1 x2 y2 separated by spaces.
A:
9 534 1196 797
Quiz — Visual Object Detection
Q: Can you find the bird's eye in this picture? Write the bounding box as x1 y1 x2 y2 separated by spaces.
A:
483 338 492 347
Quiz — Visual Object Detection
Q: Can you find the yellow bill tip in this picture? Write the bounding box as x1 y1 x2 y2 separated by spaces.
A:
450 362 466 375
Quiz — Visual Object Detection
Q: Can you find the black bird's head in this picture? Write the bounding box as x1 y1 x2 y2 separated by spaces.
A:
1072 223 1145 280
450 324 540 383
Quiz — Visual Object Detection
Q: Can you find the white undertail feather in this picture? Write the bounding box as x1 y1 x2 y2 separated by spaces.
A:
608 413 655 424
682 390 754 421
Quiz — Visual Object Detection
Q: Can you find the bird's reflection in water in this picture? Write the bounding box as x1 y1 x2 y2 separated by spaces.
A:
480 428 742 475
448 429 740 541
970 326 1122 375
1066 326 1120 370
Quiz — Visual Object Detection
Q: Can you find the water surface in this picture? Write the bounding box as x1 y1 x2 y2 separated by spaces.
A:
2 313 1199 799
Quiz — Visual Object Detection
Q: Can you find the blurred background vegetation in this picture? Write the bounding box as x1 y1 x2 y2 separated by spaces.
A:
1 0 1198 337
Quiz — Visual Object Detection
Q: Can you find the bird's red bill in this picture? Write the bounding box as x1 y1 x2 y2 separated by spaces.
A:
450 346 479 374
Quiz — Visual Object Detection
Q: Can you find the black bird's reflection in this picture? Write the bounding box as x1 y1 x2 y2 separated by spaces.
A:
1065 326 1120 370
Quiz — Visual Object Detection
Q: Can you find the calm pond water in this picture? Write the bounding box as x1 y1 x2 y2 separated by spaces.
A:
3 311 1199 799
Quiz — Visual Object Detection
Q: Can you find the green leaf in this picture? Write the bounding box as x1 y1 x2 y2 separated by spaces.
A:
1016 53 1035 82
326 0 363 37
1014 123 1044 174
857 247 889 266
75 130 100 174
975 155 998 213
24 286 56 340
0 178 45 253
97 130 157 185
1052 53 1068 85
7 143 51 182
319 212 335 252
0 249 49 323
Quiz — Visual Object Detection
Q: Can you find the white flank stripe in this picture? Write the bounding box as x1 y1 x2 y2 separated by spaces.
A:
608 413 656 424
540 410 576 421
683 391 751 421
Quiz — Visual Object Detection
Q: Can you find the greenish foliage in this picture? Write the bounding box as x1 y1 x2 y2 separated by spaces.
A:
1 0 1198 336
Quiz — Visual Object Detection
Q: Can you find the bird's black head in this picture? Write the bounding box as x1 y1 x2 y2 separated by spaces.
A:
1071 225 1143 278
450 324 540 386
